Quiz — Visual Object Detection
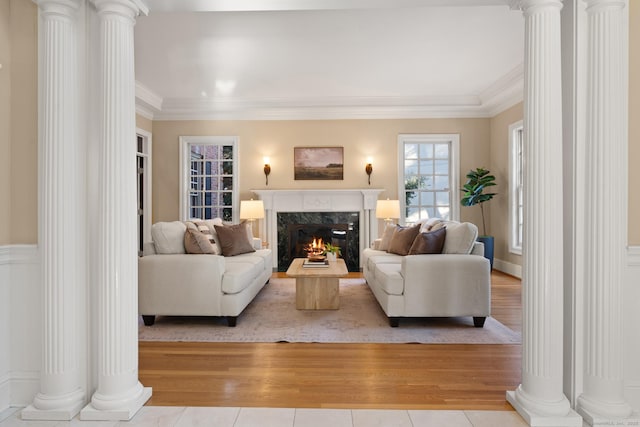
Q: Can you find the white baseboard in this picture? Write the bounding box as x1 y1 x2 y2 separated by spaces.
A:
494 258 522 279
8 371 40 407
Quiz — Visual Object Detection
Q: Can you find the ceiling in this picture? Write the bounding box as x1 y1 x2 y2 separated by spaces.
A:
134 0 524 120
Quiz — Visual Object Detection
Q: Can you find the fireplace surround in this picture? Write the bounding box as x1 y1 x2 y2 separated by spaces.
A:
251 189 383 270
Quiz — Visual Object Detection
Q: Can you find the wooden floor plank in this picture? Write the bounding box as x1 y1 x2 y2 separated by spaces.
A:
139 271 522 410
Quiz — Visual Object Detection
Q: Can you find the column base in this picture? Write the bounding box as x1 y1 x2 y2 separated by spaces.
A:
577 396 638 427
506 390 583 427
21 388 85 421
80 386 151 421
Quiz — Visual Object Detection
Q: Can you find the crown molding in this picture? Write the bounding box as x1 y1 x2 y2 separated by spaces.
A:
137 65 524 121
146 0 510 13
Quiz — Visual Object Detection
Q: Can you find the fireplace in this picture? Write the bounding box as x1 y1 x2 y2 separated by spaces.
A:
250 189 384 271
277 212 359 272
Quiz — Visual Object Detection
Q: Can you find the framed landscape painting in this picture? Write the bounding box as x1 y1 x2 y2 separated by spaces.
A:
294 147 344 180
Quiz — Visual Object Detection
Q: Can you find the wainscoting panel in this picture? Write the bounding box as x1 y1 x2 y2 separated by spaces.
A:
625 246 640 411
0 247 9 413
0 245 41 409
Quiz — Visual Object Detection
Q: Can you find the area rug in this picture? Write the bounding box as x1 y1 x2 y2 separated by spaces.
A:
138 278 521 344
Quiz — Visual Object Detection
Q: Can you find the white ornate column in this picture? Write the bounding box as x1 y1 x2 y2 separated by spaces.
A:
22 0 85 421
506 1 582 425
80 0 151 420
576 0 635 424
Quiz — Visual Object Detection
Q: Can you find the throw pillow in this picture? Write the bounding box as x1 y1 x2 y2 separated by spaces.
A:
214 223 256 257
441 222 478 254
151 221 187 254
408 227 447 255
184 228 216 254
388 224 421 256
378 223 397 252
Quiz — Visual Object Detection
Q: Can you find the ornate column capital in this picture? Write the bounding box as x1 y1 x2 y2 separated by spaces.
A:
583 0 625 11
91 0 148 20
35 0 81 20
510 0 563 14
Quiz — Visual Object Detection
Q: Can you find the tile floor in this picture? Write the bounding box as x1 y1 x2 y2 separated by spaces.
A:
0 406 530 427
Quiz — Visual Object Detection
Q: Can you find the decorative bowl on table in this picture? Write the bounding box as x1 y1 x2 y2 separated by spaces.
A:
307 255 326 262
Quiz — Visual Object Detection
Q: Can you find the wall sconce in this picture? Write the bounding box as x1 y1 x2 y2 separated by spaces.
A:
263 156 271 186
365 157 373 185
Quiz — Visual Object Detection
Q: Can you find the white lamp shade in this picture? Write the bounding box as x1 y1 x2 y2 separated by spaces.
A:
376 199 400 220
240 200 265 220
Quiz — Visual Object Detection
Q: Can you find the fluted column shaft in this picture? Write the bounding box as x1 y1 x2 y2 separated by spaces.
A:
506 1 581 425
80 0 151 420
577 0 632 423
22 0 85 421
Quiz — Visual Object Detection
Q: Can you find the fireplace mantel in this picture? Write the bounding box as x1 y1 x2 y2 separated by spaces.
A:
251 189 384 269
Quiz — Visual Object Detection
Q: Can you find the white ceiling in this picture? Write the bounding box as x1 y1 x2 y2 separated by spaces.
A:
134 0 524 120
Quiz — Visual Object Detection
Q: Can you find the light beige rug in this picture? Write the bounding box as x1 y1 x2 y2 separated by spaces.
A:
138 278 521 344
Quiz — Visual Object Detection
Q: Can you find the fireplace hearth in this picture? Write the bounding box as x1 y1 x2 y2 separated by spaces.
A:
277 212 359 272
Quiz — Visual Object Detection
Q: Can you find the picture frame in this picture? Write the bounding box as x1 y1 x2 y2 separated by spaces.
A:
294 147 344 180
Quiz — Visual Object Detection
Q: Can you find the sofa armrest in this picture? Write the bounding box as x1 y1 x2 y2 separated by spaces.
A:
252 237 262 250
471 241 484 256
401 254 491 317
138 254 226 316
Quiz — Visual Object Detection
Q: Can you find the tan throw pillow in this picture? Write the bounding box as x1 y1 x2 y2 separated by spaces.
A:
214 223 256 257
442 222 478 254
378 224 397 252
409 227 447 255
388 224 421 256
184 228 216 254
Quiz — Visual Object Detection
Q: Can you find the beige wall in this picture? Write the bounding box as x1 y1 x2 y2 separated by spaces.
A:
136 114 153 133
489 102 523 266
1 0 38 245
630 0 639 245
0 1 11 245
151 118 491 227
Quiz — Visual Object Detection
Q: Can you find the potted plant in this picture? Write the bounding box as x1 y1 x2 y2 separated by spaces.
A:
323 243 341 262
460 167 497 269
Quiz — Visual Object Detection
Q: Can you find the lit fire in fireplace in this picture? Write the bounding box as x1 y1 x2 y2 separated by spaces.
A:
306 237 325 257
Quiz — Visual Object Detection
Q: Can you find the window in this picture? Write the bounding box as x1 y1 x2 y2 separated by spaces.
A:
509 121 524 255
136 129 152 256
179 136 238 222
398 134 460 224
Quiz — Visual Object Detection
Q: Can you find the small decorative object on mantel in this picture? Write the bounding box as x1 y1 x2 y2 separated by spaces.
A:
323 242 341 262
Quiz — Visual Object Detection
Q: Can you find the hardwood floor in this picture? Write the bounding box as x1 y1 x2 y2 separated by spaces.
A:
139 271 522 410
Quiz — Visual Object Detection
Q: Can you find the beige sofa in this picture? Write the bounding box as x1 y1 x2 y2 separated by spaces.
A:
138 220 272 327
362 220 491 327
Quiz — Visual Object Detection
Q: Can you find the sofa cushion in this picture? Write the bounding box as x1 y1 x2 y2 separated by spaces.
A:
184 228 216 254
378 224 397 251
214 223 256 257
433 221 478 254
388 224 420 256
374 263 404 296
151 221 187 254
409 227 446 255
186 218 224 253
221 261 257 294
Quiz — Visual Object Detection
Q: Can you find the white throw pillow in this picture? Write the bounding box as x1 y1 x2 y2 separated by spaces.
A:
151 221 187 254
441 222 478 254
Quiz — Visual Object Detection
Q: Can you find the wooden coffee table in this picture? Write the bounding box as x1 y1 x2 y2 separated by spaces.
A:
286 258 349 310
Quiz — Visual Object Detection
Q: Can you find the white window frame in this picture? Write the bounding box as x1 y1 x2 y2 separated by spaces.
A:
179 136 239 222
509 120 524 255
397 134 460 224
136 128 153 250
